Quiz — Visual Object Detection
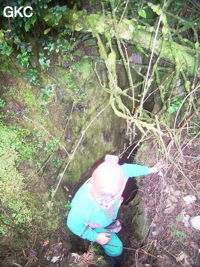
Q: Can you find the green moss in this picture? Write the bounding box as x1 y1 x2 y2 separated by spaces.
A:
21 88 40 108
1 52 127 217
131 193 149 240
73 58 93 82
84 39 97 47
66 104 119 185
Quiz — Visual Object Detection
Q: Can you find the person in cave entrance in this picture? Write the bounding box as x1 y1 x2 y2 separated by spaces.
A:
67 154 162 267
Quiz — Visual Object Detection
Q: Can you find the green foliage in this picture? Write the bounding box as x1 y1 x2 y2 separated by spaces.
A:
167 97 183 114
169 223 186 242
0 121 63 255
41 26 74 66
25 69 40 86
0 123 37 234
0 41 12 56
44 5 68 26
25 15 37 32
17 50 32 68
0 98 6 108
45 37 72 55
1 110 17 119
65 200 71 210
172 1 184 12
65 63 88 100
40 83 56 105
0 1 73 86
39 52 51 70
51 157 61 167
0 30 4 44
171 229 186 242
44 139 59 154
0 124 36 162
137 8 147 19
15 39 34 68
0 0 51 36
92 243 103 255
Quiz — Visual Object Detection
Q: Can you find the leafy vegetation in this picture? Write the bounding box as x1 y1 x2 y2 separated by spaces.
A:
0 119 66 265
0 0 76 86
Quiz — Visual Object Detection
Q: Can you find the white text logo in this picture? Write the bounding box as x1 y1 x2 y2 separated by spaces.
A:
3 6 33 18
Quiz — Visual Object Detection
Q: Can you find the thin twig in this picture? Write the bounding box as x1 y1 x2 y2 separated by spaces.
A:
62 100 75 139
140 13 163 116
173 84 200 129
104 243 158 259
122 42 136 111
119 0 130 23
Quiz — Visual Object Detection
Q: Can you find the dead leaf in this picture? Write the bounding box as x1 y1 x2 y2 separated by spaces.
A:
176 251 192 267
164 204 175 214
190 241 199 250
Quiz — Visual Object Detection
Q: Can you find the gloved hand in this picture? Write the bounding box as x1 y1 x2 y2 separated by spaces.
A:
96 232 111 245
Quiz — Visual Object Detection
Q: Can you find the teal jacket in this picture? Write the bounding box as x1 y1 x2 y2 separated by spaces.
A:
67 163 151 242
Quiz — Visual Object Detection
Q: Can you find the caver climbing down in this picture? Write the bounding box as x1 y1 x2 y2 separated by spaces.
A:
67 155 161 266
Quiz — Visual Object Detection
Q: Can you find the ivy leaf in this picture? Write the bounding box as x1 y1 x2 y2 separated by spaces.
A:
195 42 199 50
44 14 50 22
25 21 31 32
44 28 51 35
25 16 37 32
0 42 12 56
30 15 37 25
174 1 184 11
0 30 4 44
137 8 146 19
148 3 162 15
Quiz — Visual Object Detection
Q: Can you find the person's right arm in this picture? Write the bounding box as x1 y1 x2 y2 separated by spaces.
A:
67 206 111 244
121 163 151 178
67 206 98 242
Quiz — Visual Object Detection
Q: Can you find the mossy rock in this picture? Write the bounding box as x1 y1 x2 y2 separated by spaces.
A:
134 141 159 167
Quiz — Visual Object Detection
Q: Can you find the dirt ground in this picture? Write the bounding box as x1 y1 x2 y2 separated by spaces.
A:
130 137 200 267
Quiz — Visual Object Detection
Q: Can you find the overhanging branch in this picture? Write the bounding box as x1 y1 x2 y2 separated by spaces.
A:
44 9 197 76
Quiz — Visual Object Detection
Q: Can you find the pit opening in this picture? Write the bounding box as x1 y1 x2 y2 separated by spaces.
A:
67 143 145 267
